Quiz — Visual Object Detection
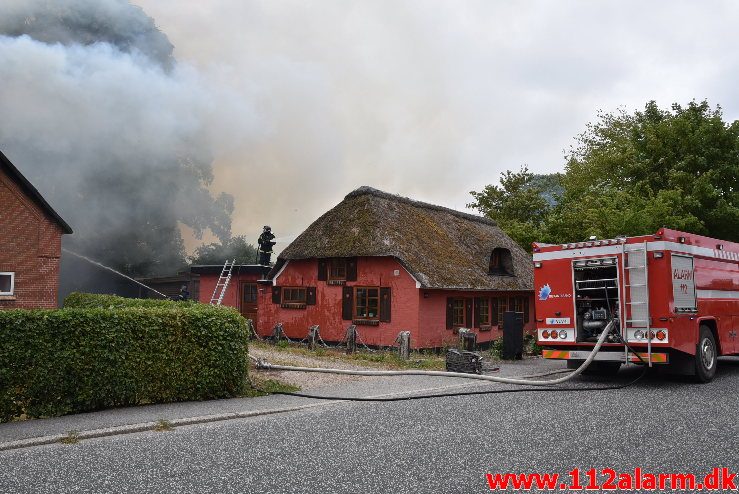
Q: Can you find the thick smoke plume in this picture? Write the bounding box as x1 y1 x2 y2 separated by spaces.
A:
0 0 243 275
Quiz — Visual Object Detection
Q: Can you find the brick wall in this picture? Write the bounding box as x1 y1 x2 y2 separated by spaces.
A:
0 168 64 309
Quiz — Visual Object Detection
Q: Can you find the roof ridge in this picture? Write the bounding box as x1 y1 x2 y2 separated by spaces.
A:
345 186 496 227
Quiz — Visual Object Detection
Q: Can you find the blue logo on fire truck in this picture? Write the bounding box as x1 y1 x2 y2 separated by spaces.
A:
538 284 551 301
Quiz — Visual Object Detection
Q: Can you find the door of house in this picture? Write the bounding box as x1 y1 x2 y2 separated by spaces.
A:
240 282 258 326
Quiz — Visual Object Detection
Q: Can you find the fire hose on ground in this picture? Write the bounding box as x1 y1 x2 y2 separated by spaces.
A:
249 321 650 401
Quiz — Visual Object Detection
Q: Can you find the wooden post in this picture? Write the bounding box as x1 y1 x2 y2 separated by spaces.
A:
272 323 284 344
309 325 318 350
397 331 411 360
346 325 357 354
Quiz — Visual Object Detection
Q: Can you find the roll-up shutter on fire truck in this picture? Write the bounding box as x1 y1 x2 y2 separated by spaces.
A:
672 254 697 311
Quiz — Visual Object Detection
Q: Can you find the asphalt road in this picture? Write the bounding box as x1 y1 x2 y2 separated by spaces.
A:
1 358 737 493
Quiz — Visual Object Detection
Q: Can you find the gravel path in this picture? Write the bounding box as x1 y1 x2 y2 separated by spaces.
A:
249 346 385 389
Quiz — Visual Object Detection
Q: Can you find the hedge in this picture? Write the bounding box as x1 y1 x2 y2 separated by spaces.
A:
0 303 248 422
63 292 197 309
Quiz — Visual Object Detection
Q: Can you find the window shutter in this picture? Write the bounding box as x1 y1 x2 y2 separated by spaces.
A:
306 287 317 305
446 297 454 329
380 287 391 323
474 297 483 328
272 286 282 304
523 296 530 323
342 286 353 320
491 298 499 325
346 257 358 281
465 299 473 328
318 259 327 281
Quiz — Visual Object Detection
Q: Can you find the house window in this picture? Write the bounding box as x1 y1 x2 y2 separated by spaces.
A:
355 287 379 319
511 296 530 323
242 283 257 304
329 258 347 281
0 273 14 296
452 298 465 326
478 298 490 325
489 248 514 276
282 287 306 304
496 297 507 326
494 296 530 325
511 296 523 314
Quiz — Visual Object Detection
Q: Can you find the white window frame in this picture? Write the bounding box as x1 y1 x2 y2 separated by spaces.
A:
0 272 15 296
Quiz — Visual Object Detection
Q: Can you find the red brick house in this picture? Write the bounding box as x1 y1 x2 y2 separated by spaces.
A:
0 151 73 309
191 264 271 323
258 187 534 348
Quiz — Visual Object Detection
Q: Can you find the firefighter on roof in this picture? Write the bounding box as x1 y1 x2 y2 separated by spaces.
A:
257 226 276 265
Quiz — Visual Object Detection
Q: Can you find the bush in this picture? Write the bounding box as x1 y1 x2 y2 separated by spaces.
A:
63 292 197 309
0 303 248 422
524 334 543 356
489 337 504 359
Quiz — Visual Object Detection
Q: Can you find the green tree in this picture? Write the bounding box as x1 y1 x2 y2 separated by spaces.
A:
468 167 555 250
548 100 739 243
469 100 739 249
189 236 259 265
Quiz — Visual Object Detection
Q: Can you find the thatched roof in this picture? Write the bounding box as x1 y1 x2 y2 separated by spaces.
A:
273 186 532 291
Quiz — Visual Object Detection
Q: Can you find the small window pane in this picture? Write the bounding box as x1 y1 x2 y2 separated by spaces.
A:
282 287 306 303
329 258 347 280
0 274 12 294
355 287 379 318
478 298 490 325
497 297 507 326
452 299 465 325
243 284 257 304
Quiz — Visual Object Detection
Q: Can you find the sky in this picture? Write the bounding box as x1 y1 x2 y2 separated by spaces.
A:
131 0 739 253
6 0 739 257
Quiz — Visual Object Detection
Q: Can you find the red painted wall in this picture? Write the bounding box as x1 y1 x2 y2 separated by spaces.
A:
258 257 420 346
198 271 265 307
0 167 64 309
258 256 535 349
417 289 536 348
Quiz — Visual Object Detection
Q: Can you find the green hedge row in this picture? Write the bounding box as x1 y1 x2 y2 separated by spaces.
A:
0 302 248 422
63 292 196 309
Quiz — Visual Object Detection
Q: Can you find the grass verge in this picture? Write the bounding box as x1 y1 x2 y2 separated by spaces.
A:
250 340 446 370
242 375 301 398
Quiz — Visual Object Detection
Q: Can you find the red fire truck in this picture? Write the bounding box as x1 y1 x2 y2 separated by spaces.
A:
533 228 738 382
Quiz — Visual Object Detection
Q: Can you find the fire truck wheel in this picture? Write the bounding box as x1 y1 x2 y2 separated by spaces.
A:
694 326 717 383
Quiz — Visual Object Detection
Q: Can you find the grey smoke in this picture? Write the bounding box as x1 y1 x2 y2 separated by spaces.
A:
0 0 250 275
0 0 174 69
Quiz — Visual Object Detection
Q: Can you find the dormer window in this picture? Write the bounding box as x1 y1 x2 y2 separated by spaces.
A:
489 248 514 276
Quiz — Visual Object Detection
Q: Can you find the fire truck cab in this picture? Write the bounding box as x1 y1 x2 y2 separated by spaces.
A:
533 228 739 382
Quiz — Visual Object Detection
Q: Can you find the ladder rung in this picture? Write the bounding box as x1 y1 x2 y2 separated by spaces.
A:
625 283 647 287
627 319 649 323
625 265 647 269
625 301 647 305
